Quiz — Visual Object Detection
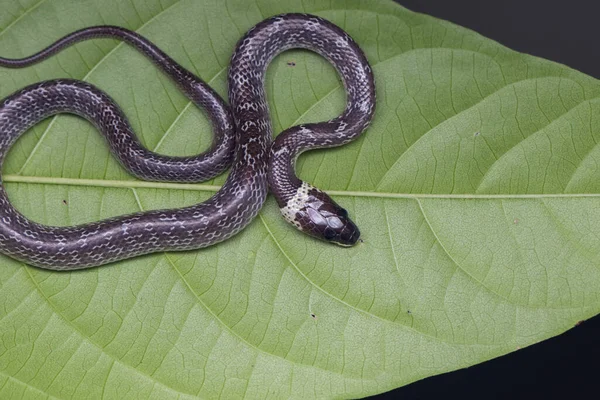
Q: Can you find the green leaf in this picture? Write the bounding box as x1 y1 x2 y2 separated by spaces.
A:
1 0 599 398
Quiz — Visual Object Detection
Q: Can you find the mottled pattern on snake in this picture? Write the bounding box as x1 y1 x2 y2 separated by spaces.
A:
0 13 376 270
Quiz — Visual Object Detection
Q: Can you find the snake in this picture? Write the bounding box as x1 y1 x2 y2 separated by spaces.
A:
0 13 375 270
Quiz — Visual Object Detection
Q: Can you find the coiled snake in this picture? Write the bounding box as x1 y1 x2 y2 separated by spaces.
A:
0 14 375 270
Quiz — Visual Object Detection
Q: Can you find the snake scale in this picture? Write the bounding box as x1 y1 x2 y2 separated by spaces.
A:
0 13 375 270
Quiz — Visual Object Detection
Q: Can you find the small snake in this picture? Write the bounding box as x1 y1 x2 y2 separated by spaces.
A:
0 14 375 270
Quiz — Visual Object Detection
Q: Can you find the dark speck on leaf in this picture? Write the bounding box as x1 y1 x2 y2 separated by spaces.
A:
407 310 412 314
62 200 68 205
514 218 519 225
310 313 317 319
287 61 296 66
474 131 480 137
576 320 585 326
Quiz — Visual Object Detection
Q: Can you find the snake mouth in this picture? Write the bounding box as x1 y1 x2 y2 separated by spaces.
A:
333 241 357 248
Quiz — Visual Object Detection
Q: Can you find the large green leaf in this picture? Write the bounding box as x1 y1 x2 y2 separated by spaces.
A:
1 0 599 398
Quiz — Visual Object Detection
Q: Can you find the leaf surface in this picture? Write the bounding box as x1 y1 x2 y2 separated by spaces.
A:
0 0 599 398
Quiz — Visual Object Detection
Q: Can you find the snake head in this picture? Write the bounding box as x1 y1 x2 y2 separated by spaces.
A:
280 182 360 246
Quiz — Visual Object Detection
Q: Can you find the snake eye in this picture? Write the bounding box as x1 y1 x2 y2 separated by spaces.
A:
323 228 336 240
339 208 348 218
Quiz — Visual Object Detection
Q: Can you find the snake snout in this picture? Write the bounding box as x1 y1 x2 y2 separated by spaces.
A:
337 220 361 246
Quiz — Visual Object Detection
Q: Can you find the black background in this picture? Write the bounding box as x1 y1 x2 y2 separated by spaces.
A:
372 1 600 399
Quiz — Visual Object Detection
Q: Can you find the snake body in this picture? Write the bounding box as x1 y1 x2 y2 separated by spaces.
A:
0 14 375 270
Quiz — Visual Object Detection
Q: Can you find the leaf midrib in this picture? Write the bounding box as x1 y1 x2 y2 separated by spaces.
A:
5 174 600 199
